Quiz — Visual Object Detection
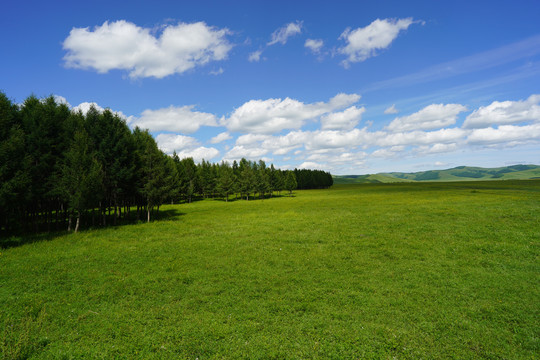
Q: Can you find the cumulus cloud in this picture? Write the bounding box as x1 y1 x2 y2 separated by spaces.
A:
63 20 232 78
339 18 416 66
320 106 366 130
463 94 540 128
155 133 219 161
467 123 540 145
384 104 399 114
268 21 303 46
298 161 325 170
53 95 71 107
72 101 128 119
376 128 467 147
155 133 200 154
130 105 218 133
210 132 232 144
248 50 263 62
371 146 405 158
386 103 467 132
177 147 220 162
415 143 459 155
223 145 269 161
222 93 361 134
305 39 324 53
306 128 371 150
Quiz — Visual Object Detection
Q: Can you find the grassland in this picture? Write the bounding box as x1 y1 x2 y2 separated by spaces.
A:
1 181 539 359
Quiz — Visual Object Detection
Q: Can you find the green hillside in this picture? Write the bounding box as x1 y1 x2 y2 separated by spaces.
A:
334 164 540 184
332 174 413 184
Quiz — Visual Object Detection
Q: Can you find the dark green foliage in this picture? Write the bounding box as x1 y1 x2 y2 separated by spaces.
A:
285 171 297 196
56 129 103 232
294 168 333 189
133 128 170 222
0 91 333 236
217 162 236 202
0 92 175 234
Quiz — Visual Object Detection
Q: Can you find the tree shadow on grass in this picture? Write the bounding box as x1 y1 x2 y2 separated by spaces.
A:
0 231 64 249
1 208 186 250
153 208 185 222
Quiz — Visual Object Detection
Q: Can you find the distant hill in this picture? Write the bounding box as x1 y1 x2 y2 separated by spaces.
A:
333 164 540 184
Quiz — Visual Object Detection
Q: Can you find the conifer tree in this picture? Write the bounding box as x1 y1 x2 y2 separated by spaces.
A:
57 129 103 232
284 171 297 197
217 161 236 202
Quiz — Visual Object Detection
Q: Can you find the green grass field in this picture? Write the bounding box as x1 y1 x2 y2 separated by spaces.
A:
1 181 539 359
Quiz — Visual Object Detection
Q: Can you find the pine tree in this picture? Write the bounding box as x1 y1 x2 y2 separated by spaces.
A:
217 162 236 202
284 171 297 197
57 129 103 232
133 128 168 222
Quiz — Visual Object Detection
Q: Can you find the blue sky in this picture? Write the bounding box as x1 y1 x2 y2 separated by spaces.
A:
2 0 540 174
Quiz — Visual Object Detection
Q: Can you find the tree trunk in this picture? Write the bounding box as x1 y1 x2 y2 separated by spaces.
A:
74 211 80 233
68 213 72 232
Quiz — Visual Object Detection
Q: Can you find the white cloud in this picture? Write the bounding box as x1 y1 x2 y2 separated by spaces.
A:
339 18 416 66
306 150 366 163
223 145 269 161
376 128 467 147
177 147 220 162
320 106 365 130
155 133 219 161
371 146 405 158
268 21 303 46
260 131 306 155
384 104 399 114
63 20 232 79
386 103 467 132
463 94 540 128
73 101 106 114
305 39 324 53
298 161 325 170
248 50 263 62
72 101 128 119
328 93 362 109
210 132 232 144
155 133 200 154
53 95 71 107
130 105 218 133
415 143 459 155
236 133 270 145
467 123 540 145
307 128 370 150
222 93 361 134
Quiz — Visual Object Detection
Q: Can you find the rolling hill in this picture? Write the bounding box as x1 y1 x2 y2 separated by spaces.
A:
333 164 540 184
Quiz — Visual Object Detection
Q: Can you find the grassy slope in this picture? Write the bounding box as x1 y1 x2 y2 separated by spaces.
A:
333 174 413 184
334 165 540 184
1 182 539 359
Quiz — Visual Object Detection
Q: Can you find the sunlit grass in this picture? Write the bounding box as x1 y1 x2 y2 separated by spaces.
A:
1 181 539 358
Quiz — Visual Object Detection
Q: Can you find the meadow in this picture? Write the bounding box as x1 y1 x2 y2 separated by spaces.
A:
1 181 539 359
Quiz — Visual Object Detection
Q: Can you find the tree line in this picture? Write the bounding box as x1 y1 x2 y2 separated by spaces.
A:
0 92 332 235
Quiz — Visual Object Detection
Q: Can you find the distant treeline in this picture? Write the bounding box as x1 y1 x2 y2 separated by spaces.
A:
0 92 332 235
